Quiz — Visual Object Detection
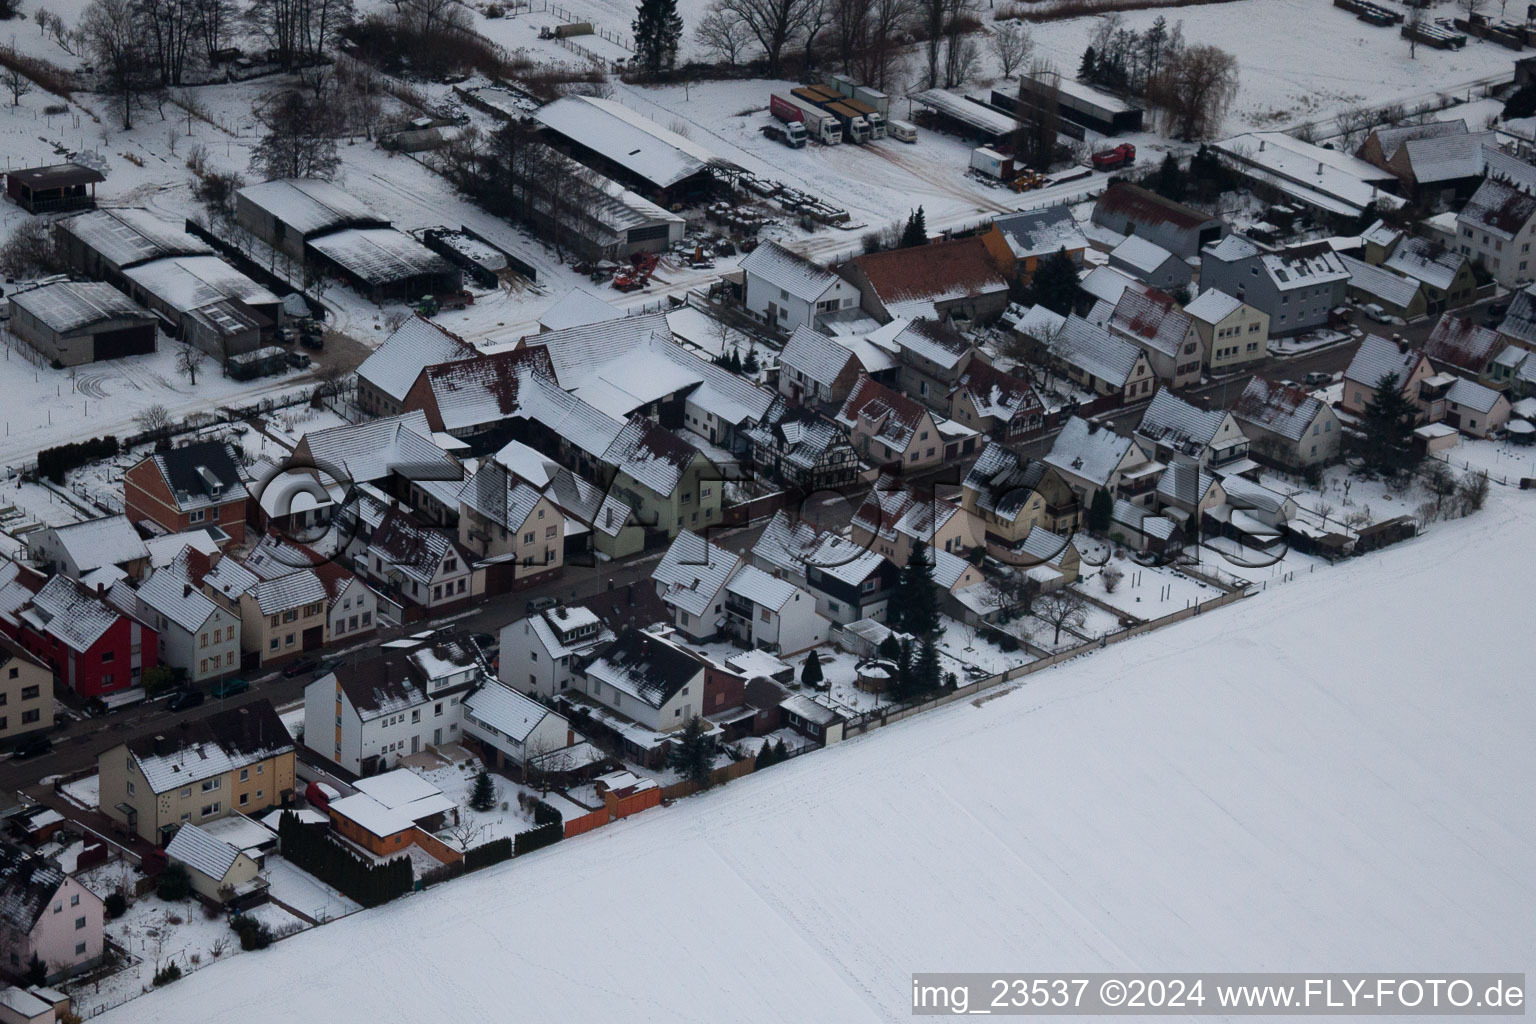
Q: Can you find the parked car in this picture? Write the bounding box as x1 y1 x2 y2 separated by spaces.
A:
1362 303 1392 324
12 734 52 760
281 657 319 678
300 333 323 350
210 677 251 698
273 327 295 343
286 351 311 369
167 689 205 712
1304 371 1332 386
525 596 556 614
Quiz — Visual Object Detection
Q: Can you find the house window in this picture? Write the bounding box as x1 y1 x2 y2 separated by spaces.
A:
189 509 205 523
239 792 249 806
201 802 220 817
126 780 134 796
100 651 114 663
203 778 220 791
270 638 280 651
523 532 535 543
21 710 39 725
71 894 79 906
75 942 86 956
20 686 38 700
240 768 249 781
75 916 86 930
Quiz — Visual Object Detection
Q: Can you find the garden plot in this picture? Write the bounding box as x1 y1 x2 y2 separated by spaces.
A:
1077 557 1225 621
416 758 544 848
60 773 100 810
936 618 1036 678
783 647 894 716
263 857 361 924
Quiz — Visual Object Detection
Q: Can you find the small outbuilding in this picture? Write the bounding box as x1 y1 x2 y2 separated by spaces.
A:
6 282 157 366
4 163 103 215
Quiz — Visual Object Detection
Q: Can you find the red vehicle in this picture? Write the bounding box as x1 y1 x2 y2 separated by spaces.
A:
1091 143 1137 171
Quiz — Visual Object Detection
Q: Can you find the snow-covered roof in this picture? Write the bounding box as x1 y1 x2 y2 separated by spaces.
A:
525 606 614 661
458 459 546 531
1095 181 1219 232
1218 475 1292 518
300 409 461 490
803 533 887 586
539 288 624 332
533 95 738 189
1232 377 1326 442
523 311 671 388
1458 177 1536 242
58 208 211 270
1345 334 1426 390
357 317 476 405
126 700 292 793
1044 416 1137 487
368 508 464 587
1446 377 1504 414
1109 289 1194 358
34 515 147 574
993 205 1087 260
962 444 1054 522
1078 268 1146 311
354 769 455 820
306 228 457 286
740 241 842 303
1136 389 1230 452
137 560 221 632
124 255 278 314
1110 234 1177 275
1050 316 1146 389
1156 462 1219 508
889 318 972 370
909 89 1016 135
1339 254 1422 309
252 570 328 616
1215 133 1402 215
7 281 151 334
836 375 931 450
1182 288 1243 325
781 326 857 387
654 531 741 617
542 467 635 538
20 575 120 653
1425 315 1502 374
1010 303 1068 342
1368 119 1466 162
752 511 821 577
465 682 555 744
779 692 846 726
725 564 799 611
584 628 701 709
1382 236 1464 293
1254 242 1351 292
201 555 260 603
1498 283 1536 348
929 548 976 590
165 823 243 881
198 814 277 856
1398 131 1495 185
417 346 560 434
605 417 702 497
328 793 416 838
951 359 1041 425
237 178 384 236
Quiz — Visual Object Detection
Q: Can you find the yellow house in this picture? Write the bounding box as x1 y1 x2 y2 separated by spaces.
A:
850 475 984 566
961 443 1081 553
457 460 566 585
98 700 295 844
200 555 328 667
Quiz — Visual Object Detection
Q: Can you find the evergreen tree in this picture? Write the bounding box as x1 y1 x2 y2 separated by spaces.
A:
1078 46 1096 81
900 207 928 248
755 741 777 768
891 639 915 700
877 634 903 661
667 715 714 786
728 348 743 374
1359 371 1420 477
1026 248 1083 315
743 347 760 374
1087 488 1114 534
24 952 45 987
632 0 683 76
800 651 823 688
895 540 940 638
773 738 788 762
1155 152 1185 202
470 769 497 812
913 635 941 695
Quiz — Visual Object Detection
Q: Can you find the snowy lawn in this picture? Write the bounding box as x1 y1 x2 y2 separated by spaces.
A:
263 857 361 924
936 617 1036 678
417 757 542 848
60 774 100 811
1077 557 1225 621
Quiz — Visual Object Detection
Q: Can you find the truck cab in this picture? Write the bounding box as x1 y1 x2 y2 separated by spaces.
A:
821 120 843 145
864 112 887 139
784 121 807 146
847 116 871 144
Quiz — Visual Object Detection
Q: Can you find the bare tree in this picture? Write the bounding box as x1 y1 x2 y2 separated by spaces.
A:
1035 589 1087 645
1334 104 1379 151
81 0 155 129
921 0 944 88
1405 3 1426 58
175 344 206 385
695 3 752 64
0 59 33 106
134 403 172 433
250 90 340 180
1100 564 1124 593
716 0 809 76
1462 0 1487 18
1456 469 1490 514
942 0 978 88
0 219 65 278
1014 61 1061 171
138 0 200 86
192 0 238 65
442 814 489 852
1152 43 1238 141
991 20 1032 79
856 0 915 90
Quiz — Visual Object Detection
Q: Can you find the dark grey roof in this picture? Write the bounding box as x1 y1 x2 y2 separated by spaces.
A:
7 163 104 189
152 441 247 511
585 628 700 709
0 843 71 932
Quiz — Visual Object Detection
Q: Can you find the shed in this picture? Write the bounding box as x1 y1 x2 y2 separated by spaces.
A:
6 282 157 366
305 228 462 302
4 163 103 214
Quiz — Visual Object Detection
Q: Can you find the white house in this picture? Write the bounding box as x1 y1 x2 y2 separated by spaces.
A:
1231 377 1341 469
163 823 263 905
131 553 240 683
578 627 704 733
499 605 614 699
722 565 831 655
1134 389 1252 471
1043 416 1163 506
1444 378 1511 437
461 681 573 769
739 241 860 333
1455 178 1536 290
651 531 742 641
26 516 148 583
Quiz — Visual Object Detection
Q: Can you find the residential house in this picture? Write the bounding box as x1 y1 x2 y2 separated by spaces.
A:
749 510 821 586
602 418 723 541
354 316 476 418
1154 462 1226 526
163 824 263 906
1106 289 1204 387
1231 377 1342 470
1109 500 1182 557
1004 526 1081 585
461 681 573 770
1340 334 1435 417
1455 178 1536 289
123 441 249 545
1091 182 1227 259
578 627 705 734
1489 344 1536 396
1338 253 1429 322
651 531 742 641
1382 128 1496 208
961 444 1080 558
315 561 378 646
0 844 103 981
738 241 860 333
777 326 864 408
1043 416 1162 507
1134 389 1252 471
130 552 240 683
26 517 148 584
455 459 565 587
11 576 157 698
1424 315 1506 383
1211 475 1298 546
201 555 327 667
743 413 860 491
241 534 378 648
838 236 1010 324
487 439 645 563
983 205 1088 283
1198 236 1349 337
778 693 846 746
500 605 614 700
1033 315 1157 403
1496 283 1536 354
836 375 977 473
887 318 979 410
326 790 459 864
290 409 466 528
1183 289 1270 373
852 476 983 565
801 542 898 626
303 640 481 774
1357 120 1469 174
946 359 1044 441
1377 235 1476 313
361 508 475 612
0 639 52 742
722 566 830 655
1108 235 1192 292
98 699 295 843
1444 378 1511 437
1079 265 1151 309
1359 219 1403 264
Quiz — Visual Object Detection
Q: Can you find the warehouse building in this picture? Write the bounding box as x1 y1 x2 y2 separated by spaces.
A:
6 281 157 366
305 227 462 303
122 255 282 359
55 208 213 289
1012 73 1143 136
234 178 389 260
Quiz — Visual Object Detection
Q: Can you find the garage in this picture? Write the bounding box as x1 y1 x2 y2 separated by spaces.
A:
6 280 158 367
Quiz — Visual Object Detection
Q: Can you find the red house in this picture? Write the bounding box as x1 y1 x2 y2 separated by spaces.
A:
13 576 158 698
124 441 249 545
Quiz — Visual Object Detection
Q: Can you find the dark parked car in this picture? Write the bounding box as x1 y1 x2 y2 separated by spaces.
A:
300 333 323 350
167 689 205 712
210 677 251 698
12 734 52 760
281 657 320 678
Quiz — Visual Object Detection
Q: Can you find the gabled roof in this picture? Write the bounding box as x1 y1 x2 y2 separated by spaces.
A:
1050 315 1147 389
1136 389 1231 452
299 409 462 489
653 531 741 618
20 575 122 653
543 467 636 539
1258 242 1350 291
1094 182 1217 232
751 511 822 577
1339 254 1423 309
57 208 211 270
1079 265 1150 308
124 700 292 793
1110 234 1178 275
1498 283 1536 348
963 443 1052 521
1345 334 1428 390
236 178 383 236
252 570 328 616
522 312 671 388
1232 377 1327 442
1425 315 1503 374
539 287 624 332
7 281 151 334
201 555 260 603
605 418 701 497
369 508 463 586
165 823 244 881
137 556 222 632
0 844 72 933
584 628 701 709
1458 178 1536 241
1445 377 1504 414
725 564 800 611
744 415 849 474
1382 236 1464 292
846 236 1008 308
952 359 1041 424
650 338 779 425
329 655 428 719
836 375 931 450
992 205 1087 260
464 682 555 743
533 95 737 189
417 346 559 433
1156 461 1220 507
1181 288 1243 324
1367 119 1467 163
740 241 842 303
781 326 857 388
357 317 476 406
306 227 458 287
1044 416 1138 487
1398 131 1495 185
458 460 546 532
34 515 147 574
1109 289 1194 358
142 441 247 513
889 318 972 369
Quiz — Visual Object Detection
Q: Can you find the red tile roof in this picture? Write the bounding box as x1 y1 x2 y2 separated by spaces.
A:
846 236 1007 306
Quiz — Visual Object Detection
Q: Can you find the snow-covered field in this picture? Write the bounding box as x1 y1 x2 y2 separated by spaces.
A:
101 454 1536 1023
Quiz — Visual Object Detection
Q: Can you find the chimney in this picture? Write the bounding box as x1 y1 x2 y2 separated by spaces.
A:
1259 139 1266 151
1317 161 1324 176
183 584 193 599
152 734 168 756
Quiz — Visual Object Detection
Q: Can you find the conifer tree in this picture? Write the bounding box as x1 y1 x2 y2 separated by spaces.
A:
470 769 497 812
800 651 823 688
900 206 929 248
633 0 683 76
